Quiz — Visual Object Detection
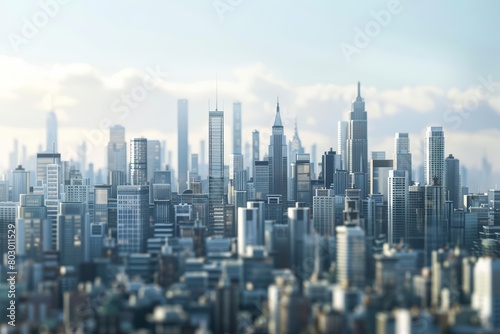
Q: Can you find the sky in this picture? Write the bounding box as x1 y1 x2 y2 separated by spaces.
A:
0 0 499 188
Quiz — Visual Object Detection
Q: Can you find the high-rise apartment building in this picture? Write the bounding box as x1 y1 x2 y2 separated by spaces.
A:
130 138 148 186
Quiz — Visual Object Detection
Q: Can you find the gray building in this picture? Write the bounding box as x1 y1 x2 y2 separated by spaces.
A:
130 137 148 186
107 125 127 176
233 101 242 154
209 110 225 236
394 132 412 182
346 82 368 175
445 154 462 209
178 99 189 193
117 185 149 255
388 170 408 246
268 101 288 205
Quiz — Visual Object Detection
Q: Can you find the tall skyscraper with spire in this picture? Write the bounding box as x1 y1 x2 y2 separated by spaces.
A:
268 100 288 205
209 106 225 236
289 119 304 165
46 111 58 153
178 99 189 193
233 101 242 154
346 82 368 174
289 119 304 201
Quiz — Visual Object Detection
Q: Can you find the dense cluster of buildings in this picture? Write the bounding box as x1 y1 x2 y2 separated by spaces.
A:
1 85 499 333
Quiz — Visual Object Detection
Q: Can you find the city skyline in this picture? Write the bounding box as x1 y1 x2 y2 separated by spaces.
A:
1 2 500 332
1 1 500 186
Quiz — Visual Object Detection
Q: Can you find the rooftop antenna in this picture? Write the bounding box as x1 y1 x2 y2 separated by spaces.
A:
215 73 218 111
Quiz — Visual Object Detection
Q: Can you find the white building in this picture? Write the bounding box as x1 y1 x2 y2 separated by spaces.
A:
472 257 500 329
336 223 365 288
237 207 259 256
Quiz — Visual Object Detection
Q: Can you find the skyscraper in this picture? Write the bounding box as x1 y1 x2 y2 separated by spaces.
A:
252 130 260 178
388 170 408 246
424 126 445 186
321 148 338 190
107 125 127 175
57 202 86 267
233 101 242 154
394 133 412 182
117 185 149 255
209 109 225 236
45 163 61 249
237 207 259 256
288 120 304 169
147 140 162 182
130 138 148 186
46 111 58 153
346 82 368 174
312 188 336 236
369 158 393 202
254 161 270 200
178 99 189 193
336 222 366 288
472 257 500 329
36 153 61 183
12 165 30 202
288 203 312 279
268 101 288 205
293 154 311 206
408 185 425 250
337 121 348 171
16 194 50 261
445 154 462 209
424 178 444 266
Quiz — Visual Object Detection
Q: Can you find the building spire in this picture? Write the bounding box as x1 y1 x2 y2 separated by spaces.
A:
273 98 283 127
215 74 218 111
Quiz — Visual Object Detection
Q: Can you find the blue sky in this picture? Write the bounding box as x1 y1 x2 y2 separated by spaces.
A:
0 0 499 187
